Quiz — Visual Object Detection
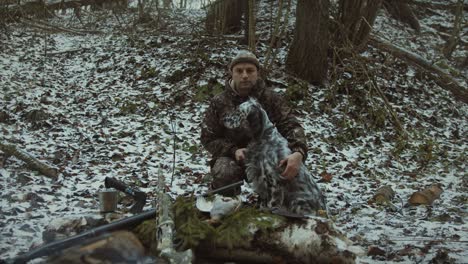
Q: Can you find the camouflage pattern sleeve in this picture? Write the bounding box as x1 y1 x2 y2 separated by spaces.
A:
200 99 237 160
263 90 308 161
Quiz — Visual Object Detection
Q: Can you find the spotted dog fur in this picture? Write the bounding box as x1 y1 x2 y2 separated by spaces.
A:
223 98 326 215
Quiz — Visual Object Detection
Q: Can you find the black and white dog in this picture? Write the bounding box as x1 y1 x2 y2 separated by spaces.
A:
223 98 326 215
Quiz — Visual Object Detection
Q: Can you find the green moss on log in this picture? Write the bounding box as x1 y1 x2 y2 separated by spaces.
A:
173 196 285 251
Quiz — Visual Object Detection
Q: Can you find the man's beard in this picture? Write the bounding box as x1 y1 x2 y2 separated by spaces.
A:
236 81 255 96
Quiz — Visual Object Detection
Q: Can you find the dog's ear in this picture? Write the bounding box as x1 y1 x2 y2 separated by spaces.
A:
247 106 264 138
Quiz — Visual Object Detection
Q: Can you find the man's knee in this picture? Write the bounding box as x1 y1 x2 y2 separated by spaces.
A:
210 157 245 196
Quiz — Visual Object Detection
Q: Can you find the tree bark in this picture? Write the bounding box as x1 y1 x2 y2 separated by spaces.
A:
369 36 468 104
286 0 329 85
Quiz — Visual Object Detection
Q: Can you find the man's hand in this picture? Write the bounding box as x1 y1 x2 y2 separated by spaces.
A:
278 152 303 180
235 148 247 163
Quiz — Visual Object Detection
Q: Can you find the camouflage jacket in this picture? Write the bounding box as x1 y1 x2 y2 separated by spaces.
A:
200 79 308 164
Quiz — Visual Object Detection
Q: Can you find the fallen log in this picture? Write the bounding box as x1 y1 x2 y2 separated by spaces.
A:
174 197 363 264
369 36 468 104
0 142 58 178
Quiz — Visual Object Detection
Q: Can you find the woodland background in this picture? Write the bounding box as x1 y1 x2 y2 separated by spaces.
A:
0 0 467 263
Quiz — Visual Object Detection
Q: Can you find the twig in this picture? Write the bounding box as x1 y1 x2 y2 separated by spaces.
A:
366 69 407 136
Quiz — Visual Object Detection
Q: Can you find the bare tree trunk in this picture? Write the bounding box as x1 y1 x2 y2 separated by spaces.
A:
206 0 245 34
383 0 420 33
336 0 382 50
286 0 329 85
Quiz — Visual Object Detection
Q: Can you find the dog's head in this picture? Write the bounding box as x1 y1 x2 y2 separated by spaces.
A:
223 98 268 139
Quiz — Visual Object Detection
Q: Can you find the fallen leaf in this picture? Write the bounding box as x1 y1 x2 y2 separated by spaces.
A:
319 171 333 182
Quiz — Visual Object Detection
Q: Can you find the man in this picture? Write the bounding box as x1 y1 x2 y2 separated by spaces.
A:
200 50 308 195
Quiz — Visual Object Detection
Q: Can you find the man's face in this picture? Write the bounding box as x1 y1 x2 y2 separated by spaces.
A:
231 63 259 97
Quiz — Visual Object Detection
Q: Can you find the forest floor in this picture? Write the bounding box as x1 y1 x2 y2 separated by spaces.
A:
0 0 467 263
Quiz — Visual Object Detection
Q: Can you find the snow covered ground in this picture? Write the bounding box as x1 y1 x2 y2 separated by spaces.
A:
0 1 467 263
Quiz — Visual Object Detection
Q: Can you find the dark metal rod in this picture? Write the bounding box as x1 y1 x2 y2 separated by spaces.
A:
201 180 244 197
9 209 156 264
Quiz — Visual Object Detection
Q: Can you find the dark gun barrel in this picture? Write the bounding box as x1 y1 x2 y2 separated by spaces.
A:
6 180 244 264
8 209 156 264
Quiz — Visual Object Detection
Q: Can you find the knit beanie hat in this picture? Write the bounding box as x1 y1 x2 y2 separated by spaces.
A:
229 50 260 71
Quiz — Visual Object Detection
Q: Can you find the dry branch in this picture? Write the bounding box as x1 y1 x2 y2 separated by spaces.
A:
0 142 58 178
369 36 468 104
